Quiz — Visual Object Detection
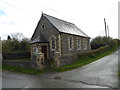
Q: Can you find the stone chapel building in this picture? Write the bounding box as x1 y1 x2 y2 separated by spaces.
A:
30 13 91 69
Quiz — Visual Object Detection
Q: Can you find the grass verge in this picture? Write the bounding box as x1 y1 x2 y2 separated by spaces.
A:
2 65 46 74
119 73 120 76
54 47 118 72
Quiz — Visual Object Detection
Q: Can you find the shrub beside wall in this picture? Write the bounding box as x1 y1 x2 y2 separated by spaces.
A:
78 45 113 59
91 36 118 50
3 52 31 60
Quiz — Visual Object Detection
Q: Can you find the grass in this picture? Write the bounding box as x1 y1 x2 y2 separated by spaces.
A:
53 47 117 72
119 73 120 76
2 65 47 74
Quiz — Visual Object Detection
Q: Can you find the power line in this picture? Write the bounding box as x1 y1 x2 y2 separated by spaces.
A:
0 0 35 16
27 0 58 13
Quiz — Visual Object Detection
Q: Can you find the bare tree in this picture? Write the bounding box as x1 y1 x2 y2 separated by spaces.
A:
11 32 24 41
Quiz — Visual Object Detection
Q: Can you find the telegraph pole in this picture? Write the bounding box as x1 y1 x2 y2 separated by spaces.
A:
104 18 107 37
107 25 109 37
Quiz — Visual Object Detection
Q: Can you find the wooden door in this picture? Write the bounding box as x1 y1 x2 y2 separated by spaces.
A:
42 46 48 59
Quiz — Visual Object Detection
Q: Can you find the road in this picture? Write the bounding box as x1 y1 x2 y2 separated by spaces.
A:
2 50 118 89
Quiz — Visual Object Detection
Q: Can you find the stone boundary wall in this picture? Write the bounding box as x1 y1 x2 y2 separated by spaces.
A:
54 53 78 67
2 60 37 69
58 53 78 66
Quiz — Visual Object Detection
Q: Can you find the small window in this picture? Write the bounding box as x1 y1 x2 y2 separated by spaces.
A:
41 25 45 29
34 47 38 54
68 37 73 50
77 38 81 50
51 38 56 51
83 39 87 50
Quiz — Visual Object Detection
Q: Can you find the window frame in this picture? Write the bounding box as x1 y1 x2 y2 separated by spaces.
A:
83 38 87 50
77 38 81 50
33 47 38 55
68 37 73 50
50 37 56 51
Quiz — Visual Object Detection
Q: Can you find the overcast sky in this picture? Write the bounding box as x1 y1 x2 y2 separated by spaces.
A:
0 0 119 40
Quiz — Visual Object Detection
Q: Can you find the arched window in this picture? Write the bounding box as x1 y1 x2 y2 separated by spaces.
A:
68 37 73 50
51 37 56 51
34 47 38 54
41 24 45 29
77 38 81 50
83 38 87 50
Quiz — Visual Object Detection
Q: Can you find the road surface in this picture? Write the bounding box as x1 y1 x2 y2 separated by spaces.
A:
2 50 118 88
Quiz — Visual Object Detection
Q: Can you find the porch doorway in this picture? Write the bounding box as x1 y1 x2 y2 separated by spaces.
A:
41 46 48 59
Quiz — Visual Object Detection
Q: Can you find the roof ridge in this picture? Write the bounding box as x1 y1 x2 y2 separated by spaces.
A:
42 13 74 25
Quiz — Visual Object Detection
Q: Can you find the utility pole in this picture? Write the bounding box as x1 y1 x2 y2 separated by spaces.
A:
104 18 107 37
107 25 109 37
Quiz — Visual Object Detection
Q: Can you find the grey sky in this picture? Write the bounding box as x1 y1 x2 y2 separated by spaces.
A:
0 0 119 40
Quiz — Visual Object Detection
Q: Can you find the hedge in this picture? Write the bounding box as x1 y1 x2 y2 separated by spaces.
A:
78 45 111 58
3 52 31 60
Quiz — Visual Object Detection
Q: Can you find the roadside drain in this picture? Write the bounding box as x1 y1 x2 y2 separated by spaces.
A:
54 76 62 80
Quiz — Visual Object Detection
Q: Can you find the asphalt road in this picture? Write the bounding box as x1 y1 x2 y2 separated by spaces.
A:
2 50 118 89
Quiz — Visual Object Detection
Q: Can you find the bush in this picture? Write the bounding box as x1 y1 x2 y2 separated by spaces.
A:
113 39 120 47
2 38 30 54
91 36 114 50
2 37 31 60
3 52 31 60
78 45 110 58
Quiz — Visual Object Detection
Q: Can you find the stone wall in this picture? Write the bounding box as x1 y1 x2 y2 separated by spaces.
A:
59 53 78 66
60 33 91 55
53 52 78 67
2 60 37 69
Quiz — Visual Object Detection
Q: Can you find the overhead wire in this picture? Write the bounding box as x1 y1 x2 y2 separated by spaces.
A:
0 0 35 16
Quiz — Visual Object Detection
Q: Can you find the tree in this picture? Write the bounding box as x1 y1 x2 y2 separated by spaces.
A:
7 35 11 40
2 34 31 59
91 36 114 50
11 32 24 41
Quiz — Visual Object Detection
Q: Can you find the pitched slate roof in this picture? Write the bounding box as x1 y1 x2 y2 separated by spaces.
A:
43 13 89 37
31 34 48 44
